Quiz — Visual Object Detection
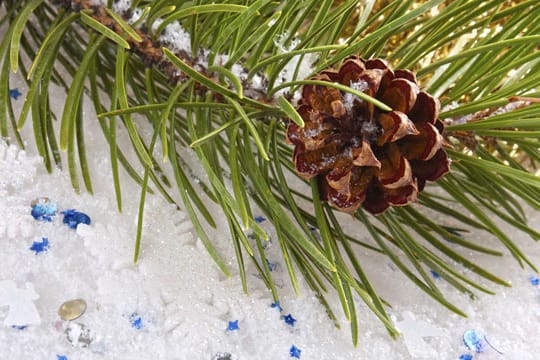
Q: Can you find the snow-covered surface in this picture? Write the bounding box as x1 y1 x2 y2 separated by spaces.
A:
1 54 540 360
1 91 540 360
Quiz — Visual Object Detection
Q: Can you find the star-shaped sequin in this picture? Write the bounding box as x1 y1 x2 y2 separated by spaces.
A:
29 238 49 254
9 88 22 100
289 345 301 358
271 301 283 312
283 313 296 326
62 209 91 229
129 313 143 330
227 320 239 331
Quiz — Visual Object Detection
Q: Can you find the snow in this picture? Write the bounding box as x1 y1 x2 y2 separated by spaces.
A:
112 0 132 14
272 33 318 99
160 21 193 56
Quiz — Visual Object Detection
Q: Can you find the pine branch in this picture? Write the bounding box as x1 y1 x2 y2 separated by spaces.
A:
1 0 539 346
54 0 271 101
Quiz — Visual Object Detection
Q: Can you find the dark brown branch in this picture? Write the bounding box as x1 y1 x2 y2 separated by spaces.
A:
54 0 271 102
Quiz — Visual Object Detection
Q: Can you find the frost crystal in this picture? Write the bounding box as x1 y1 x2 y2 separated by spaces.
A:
361 120 379 139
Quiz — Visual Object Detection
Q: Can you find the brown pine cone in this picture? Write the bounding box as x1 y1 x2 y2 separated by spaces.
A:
286 56 450 215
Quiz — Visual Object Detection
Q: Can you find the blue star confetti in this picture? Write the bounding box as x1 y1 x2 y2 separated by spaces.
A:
266 260 278 272
129 313 143 330
463 330 487 353
447 229 464 237
430 270 441 279
458 355 473 360
529 275 539 286
9 88 22 100
271 301 283 312
12 325 27 330
30 237 49 254
283 314 296 327
57 356 68 360
289 345 301 358
30 197 58 222
227 320 239 331
261 236 273 250
254 215 266 223
308 225 322 241
62 209 91 229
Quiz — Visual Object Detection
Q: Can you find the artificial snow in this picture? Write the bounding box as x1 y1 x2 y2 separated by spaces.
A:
1 91 540 359
272 33 318 99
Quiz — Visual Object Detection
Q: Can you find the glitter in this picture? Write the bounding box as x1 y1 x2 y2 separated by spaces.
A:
12 325 27 330
57 356 68 360
62 209 91 229
30 238 49 254
271 301 283 312
227 320 239 331
458 355 472 360
463 330 487 353
254 215 266 223
65 322 94 347
31 197 58 222
9 88 22 100
430 270 441 279
283 314 296 326
529 276 539 286
212 352 233 360
130 313 143 330
289 345 301 358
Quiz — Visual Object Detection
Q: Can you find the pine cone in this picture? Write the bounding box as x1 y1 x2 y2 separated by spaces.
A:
286 56 450 215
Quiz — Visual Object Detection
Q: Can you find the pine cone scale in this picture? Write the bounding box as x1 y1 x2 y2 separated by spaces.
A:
380 78 418 113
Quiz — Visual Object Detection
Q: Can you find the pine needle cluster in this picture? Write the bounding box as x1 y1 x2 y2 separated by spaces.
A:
1 0 539 345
